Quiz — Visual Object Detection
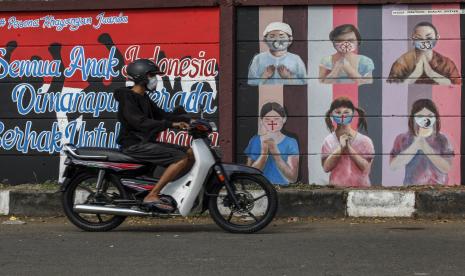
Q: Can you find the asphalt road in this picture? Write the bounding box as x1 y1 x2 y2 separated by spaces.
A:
1 216 465 276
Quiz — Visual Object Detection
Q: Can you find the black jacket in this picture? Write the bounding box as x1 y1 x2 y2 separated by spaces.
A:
114 87 178 148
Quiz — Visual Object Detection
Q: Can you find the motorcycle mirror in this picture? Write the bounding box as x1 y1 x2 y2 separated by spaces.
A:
199 103 205 120
210 122 218 132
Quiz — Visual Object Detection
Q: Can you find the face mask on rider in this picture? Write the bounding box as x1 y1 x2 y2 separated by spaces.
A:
146 76 158 91
334 41 357 54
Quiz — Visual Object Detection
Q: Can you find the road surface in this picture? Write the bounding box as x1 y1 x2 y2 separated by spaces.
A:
1 216 465 276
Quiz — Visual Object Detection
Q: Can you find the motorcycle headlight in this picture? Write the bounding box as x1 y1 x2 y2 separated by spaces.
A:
209 122 218 132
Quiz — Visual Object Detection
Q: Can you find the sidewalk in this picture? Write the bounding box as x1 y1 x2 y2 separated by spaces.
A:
1 187 465 218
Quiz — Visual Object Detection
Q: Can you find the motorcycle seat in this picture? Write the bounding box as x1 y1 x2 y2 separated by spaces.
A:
75 147 142 163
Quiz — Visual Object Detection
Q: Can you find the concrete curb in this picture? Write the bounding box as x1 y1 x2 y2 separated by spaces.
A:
347 190 415 217
0 190 9 215
277 190 346 218
415 190 465 218
1 189 465 218
8 190 63 217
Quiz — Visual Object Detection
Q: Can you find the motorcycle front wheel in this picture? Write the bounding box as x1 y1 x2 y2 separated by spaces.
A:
208 174 278 233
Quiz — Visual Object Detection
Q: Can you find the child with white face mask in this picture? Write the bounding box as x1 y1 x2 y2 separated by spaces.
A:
319 24 374 85
247 22 307 86
390 99 454 186
387 22 460 85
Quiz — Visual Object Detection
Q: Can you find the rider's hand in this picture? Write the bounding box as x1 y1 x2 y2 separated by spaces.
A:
172 122 189 130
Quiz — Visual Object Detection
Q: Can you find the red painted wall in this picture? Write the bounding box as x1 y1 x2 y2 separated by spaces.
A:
0 8 219 183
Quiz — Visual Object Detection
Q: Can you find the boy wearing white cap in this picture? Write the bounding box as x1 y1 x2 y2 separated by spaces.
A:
248 22 307 86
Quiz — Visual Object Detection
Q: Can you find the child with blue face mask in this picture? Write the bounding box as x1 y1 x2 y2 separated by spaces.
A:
247 22 307 86
387 21 460 85
321 97 374 187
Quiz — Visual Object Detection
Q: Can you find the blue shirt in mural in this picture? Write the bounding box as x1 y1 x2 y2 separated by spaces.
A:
244 135 299 185
247 51 307 86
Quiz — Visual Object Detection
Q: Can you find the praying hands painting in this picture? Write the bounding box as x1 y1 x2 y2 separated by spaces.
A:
319 24 375 86
321 97 375 187
247 22 307 86
387 22 461 85
236 4 462 187
390 99 454 185
244 102 300 186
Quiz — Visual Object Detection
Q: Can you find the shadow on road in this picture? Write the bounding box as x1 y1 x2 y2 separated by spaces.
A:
386 227 426 231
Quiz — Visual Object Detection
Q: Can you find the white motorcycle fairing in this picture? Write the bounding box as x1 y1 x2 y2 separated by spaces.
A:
160 139 216 216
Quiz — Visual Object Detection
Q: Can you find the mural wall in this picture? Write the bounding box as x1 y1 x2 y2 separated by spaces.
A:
0 8 219 184
236 4 464 187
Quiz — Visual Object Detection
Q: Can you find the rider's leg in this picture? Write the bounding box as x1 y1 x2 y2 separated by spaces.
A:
143 149 194 203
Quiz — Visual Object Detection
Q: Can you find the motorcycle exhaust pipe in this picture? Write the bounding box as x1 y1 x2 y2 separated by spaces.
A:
74 204 152 216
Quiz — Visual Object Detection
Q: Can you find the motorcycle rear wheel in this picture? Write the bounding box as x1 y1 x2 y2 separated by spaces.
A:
208 174 278 233
62 172 128 232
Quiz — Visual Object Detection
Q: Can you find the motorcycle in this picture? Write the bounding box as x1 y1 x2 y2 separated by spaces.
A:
60 116 278 233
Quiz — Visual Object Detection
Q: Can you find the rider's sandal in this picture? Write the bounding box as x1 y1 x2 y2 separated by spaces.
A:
141 199 175 213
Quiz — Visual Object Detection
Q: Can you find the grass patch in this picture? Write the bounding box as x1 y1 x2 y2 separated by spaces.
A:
0 180 60 191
